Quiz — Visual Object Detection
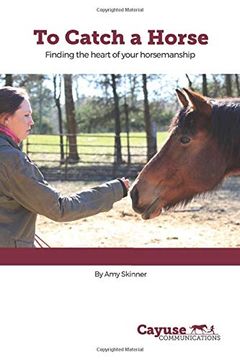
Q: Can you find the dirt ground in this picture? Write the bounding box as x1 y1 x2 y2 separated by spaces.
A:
36 176 240 248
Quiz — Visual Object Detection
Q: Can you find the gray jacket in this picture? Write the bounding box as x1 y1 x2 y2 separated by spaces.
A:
0 134 125 247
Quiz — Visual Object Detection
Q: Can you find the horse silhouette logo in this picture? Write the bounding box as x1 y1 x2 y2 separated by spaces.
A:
190 324 208 334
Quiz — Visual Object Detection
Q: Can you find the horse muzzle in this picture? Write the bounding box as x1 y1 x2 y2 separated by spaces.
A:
130 185 142 214
141 198 163 220
130 185 163 220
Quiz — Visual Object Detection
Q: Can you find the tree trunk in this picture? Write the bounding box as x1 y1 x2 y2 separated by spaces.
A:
202 74 208 96
128 74 138 108
64 74 79 163
5 74 13 86
38 81 43 132
185 74 193 90
53 75 65 163
225 75 232 97
142 74 157 161
124 98 131 164
111 74 122 164
235 74 240 96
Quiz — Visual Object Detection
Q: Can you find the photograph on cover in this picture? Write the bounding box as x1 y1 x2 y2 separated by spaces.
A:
0 73 239 247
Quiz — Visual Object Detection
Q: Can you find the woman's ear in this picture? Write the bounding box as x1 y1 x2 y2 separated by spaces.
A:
0 114 6 126
2 114 10 126
5 119 9 126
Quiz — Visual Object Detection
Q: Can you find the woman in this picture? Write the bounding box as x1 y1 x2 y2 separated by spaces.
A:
0 86 129 247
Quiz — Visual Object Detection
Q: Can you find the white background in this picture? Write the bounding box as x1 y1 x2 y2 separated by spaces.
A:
0 0 239 73
0 266 239 359
1 0 240 358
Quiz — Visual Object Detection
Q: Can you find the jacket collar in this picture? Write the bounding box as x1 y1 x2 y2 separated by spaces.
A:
0 133 21 150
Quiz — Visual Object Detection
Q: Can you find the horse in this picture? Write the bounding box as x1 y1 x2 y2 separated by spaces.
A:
130 88 240 219
190 324 208 334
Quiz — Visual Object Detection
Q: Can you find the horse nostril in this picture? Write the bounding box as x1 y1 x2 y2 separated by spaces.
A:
130 186 139 207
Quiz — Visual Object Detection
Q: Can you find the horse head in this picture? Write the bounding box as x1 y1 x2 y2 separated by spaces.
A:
130 88 234 220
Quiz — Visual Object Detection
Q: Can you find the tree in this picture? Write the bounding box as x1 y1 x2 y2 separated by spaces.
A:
185 74 194 90
124 98 131 164
142 74 157 160
5 74 13 86
64 74 79 163
235 74 240 96
53 75 65 163
225 75 232 97
202 74 208 96
127 74 141 109
111 74 122 164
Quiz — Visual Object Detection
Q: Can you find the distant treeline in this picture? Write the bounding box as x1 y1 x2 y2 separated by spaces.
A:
1 73 240 163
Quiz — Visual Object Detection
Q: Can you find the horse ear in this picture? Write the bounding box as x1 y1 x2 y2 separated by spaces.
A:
183 88 211 116
175 89 189 108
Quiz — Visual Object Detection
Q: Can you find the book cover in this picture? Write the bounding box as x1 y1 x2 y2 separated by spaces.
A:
0 0 239 359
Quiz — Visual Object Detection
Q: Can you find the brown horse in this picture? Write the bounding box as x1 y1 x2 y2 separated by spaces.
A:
130 88 240 219
190 324 208 334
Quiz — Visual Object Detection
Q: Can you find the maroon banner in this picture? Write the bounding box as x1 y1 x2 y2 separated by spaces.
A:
0 248 239 265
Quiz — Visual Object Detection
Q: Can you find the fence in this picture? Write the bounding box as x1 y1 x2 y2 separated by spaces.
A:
24 133 149 165
24 133 150 180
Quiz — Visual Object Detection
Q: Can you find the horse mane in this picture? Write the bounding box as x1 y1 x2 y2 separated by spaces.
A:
211 100 240 161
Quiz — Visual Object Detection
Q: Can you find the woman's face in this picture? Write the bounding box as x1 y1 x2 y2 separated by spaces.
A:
7 99 34 141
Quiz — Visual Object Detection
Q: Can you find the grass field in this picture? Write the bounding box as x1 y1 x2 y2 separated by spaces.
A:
23 132 168 165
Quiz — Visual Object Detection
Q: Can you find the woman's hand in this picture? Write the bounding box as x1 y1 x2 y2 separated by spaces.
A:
120 177 130 190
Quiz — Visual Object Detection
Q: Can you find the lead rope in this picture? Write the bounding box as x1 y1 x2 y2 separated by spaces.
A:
34 234 51 248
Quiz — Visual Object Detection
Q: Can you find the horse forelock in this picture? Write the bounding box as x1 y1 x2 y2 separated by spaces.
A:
169 107 197 134
171 101 240 161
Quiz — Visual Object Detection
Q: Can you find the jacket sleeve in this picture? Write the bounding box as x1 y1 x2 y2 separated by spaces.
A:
2 152 124 222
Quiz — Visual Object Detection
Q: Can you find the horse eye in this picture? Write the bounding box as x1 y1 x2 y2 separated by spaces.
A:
180 136 191 144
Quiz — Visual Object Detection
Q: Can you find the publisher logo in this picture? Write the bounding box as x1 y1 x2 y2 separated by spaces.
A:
137 324 221 341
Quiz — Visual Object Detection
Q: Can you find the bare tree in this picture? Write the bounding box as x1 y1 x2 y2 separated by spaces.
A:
202 74 208 96
185 74 194 90
64 74 79 163
225 74 232 97
111 74 123 164
124 98 131 164
142 74 157 161
5 74 13 86
37 81 43 132
235 74 240 96
53 75 65 163
127 74 140 109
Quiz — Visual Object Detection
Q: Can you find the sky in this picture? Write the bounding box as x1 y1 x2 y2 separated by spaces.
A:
0 74 202 103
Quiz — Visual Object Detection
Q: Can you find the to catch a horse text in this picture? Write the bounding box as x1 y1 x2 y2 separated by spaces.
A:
33 29 208 46
95 270 147 279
